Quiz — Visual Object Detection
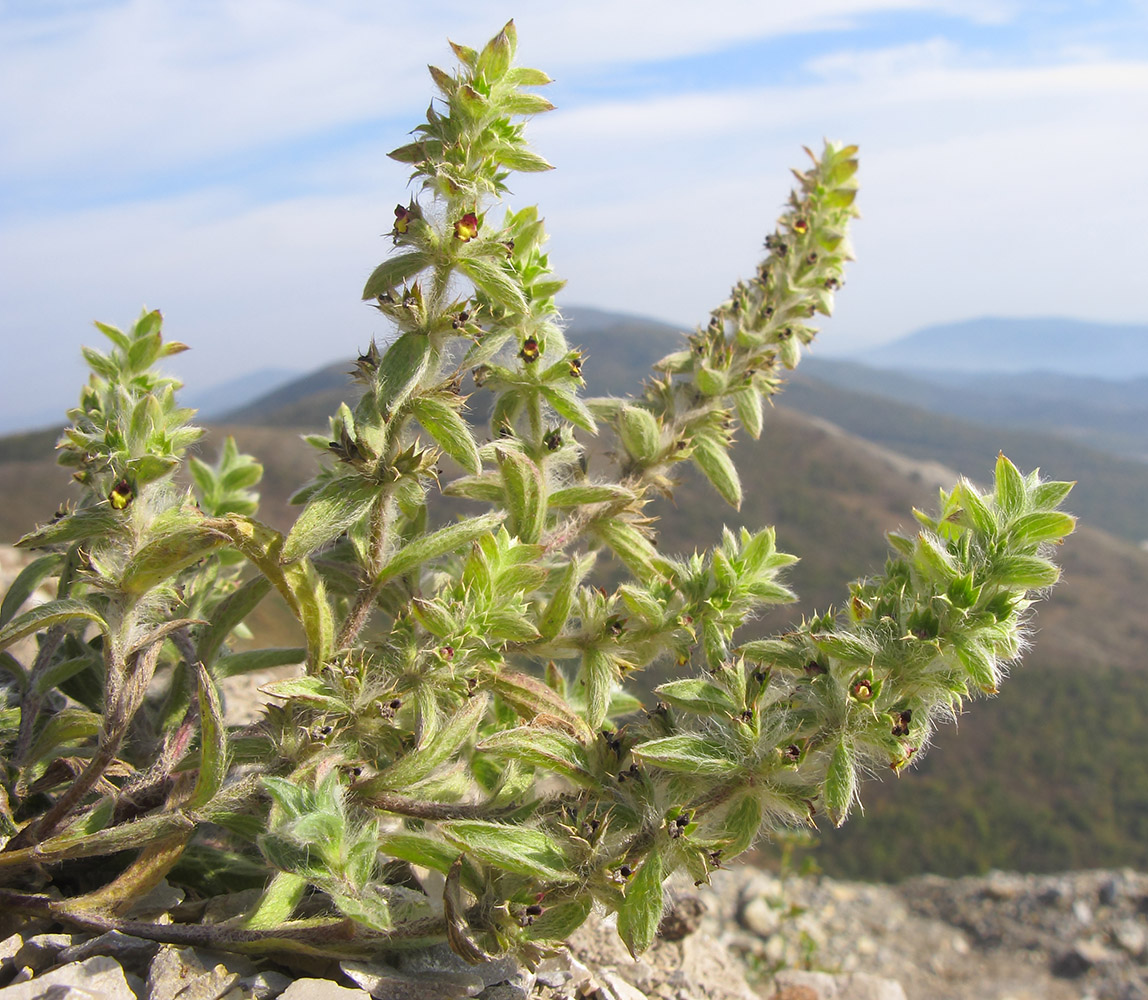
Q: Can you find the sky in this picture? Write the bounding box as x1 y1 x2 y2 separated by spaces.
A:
2 0 1147 432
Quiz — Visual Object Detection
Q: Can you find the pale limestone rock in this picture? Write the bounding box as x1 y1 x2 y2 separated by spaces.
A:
278 981 371 1000
0 954 135 1000
340 959 482 999
11 933 74 974
771 969 907 1000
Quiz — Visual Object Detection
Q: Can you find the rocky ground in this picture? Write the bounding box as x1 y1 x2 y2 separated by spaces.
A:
2 866 1147 1000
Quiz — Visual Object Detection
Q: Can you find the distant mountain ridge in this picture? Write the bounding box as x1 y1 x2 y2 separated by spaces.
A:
203 305 1148 544
854 316 1148 378
802 357 1148 463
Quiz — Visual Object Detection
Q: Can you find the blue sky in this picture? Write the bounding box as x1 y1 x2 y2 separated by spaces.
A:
2 0 1147 432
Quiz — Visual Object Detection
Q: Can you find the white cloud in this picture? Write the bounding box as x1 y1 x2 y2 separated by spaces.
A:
2 2 1147 433
0 0 1021 188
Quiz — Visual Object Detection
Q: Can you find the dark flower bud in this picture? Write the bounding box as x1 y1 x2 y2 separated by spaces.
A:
108 478 134 510
454 211 479 241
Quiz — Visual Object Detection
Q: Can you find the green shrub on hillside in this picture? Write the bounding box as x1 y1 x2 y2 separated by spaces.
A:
0 23 1074 963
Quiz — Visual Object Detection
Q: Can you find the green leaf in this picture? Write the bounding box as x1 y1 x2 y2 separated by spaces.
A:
376 831 459 875
991 554 1061 589
484 669 593 742
94 320 130 351
33 652 101 696
825 739 857 827
366 695 487 790
0 554 63 628
476 20 514 81
692 436 741 508
993 453 1025 517
27 707 103 764
261 676 347 713
376 511 505 584
122 524 228 594
632 734 739 776
196 575 273 667
242 872 308 930
283 478 378 563
582 648 616 730
411 396 480 474
617 844 664 958
187 662 228 810
1031 479 1075 510
812 631 878 665
81 345 117 379
957 482 998 536
537 556 590 641
458 257 528 312
548 484 632 507
442 473 505 503
28 813 194 864
0 599 106 654
497 449 545 544
1007 511 1076 546
505 66 552 86
733 388 764 439
361 251 432 299
500 93 556 117
214 647 305 679
525 896 592 941
955 639 999 694
377 331 433 411
496 146 554 172
477 725 596 786
592 518 660 582
719 792 764 856
539 386 597 433
618 406 661 463
17 508 122 548
913 532 958 582
440 820 572 882
654 678 739 716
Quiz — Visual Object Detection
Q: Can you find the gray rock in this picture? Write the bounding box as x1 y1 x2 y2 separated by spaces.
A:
238 971 295 1000
739 895 781 938
0 935 22 969
657 893 706 942
278 982 371 1000
145 946 239 1000
389 943 517 989
340 959 482 998
771 969 908 1000
476 969 536 1000
12 933 74 974
57 931 160 973
0 954 135 1000
534 952 591 992
598 970 648 1000
1113 919 1148 959
126 880 184 920
201 891 263 926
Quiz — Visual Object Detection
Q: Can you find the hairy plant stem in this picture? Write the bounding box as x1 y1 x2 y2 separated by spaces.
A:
0 887 447 954
353 789 520 821
13 625 67 771
7 642 164 851
336 493 390 648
